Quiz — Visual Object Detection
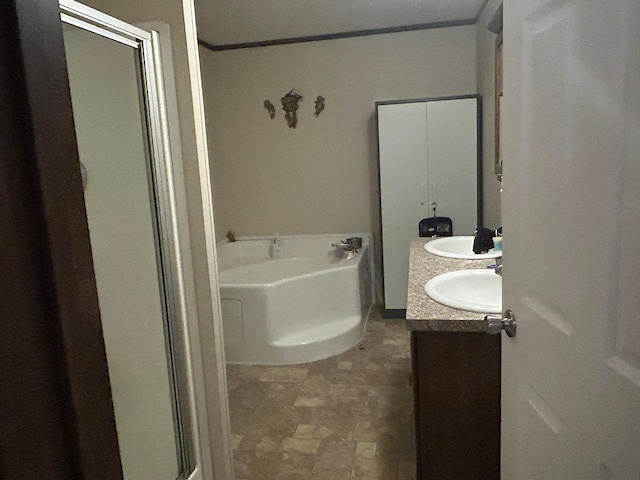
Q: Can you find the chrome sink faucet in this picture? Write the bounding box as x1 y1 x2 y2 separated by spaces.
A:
494 256 503 276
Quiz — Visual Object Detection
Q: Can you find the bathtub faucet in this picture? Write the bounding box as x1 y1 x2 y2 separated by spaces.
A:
331 242 358 253
332 237 362 253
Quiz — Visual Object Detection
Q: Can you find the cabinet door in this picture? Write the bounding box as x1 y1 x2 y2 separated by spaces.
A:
412 332 500 480
426 98 478 235
378 102 430 311
378 97 479 311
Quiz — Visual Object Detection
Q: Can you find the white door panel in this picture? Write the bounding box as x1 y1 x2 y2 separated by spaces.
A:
378 102 429 310
503 0 640 478
603 7 640 470
426 98 478 235
515 380 567 480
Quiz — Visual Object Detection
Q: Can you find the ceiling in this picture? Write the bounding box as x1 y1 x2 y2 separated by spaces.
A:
195 0 489 49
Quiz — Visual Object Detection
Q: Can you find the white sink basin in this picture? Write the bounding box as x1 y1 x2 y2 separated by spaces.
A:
424 269 502 314
424 236 501 259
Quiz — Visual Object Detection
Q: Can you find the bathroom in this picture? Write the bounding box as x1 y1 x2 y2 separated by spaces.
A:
6 0 502 477
5 0 639 479
199 17 503 285
199 4 504 477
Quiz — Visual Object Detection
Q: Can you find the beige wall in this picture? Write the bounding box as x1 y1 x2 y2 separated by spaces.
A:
200 26 478 244
477 0 503 228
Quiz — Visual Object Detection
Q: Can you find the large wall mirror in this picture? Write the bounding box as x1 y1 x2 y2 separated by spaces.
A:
377 95 481 314
60 1 194 478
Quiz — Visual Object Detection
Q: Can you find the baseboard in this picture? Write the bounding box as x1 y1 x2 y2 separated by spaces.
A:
383 309 406 319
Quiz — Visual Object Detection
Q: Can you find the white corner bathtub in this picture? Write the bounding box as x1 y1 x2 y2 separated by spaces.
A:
217 234 373 365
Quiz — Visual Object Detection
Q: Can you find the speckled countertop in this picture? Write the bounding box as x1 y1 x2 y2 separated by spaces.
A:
406 237 495 332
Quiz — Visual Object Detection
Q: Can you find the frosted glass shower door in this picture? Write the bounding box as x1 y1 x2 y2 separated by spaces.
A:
62 7 193 479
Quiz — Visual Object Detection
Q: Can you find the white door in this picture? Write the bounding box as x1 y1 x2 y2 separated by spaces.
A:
501 0 640 479
426 97 478 236
378 102 429 311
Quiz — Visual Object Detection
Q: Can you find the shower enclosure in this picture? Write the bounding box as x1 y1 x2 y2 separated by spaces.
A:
61 2 196 478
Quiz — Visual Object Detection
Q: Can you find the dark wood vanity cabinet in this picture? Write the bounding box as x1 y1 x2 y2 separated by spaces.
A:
411 331 501 480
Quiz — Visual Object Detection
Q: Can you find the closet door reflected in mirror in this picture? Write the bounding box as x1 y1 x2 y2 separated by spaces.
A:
62 4 192 479
377 96 481 313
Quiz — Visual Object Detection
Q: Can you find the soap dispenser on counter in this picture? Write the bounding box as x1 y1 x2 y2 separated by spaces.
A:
492 227 502 253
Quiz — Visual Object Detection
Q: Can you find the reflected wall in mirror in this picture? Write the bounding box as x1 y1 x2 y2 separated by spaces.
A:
62 4 193 479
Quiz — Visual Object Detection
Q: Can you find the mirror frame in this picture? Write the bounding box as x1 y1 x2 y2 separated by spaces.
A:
495 32 503 179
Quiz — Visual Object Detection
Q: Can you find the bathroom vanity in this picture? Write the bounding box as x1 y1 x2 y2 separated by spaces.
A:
406 238 500 480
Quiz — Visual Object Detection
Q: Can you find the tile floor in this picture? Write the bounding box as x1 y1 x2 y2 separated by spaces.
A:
225 309 416 480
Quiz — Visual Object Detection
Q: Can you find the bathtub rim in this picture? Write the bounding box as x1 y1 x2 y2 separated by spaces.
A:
219 253 366 289
216 232 375 301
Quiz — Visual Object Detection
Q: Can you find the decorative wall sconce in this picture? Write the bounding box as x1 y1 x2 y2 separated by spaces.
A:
262 92 325 127
314 96 325 117
264 100 276 119
281 89 303 128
